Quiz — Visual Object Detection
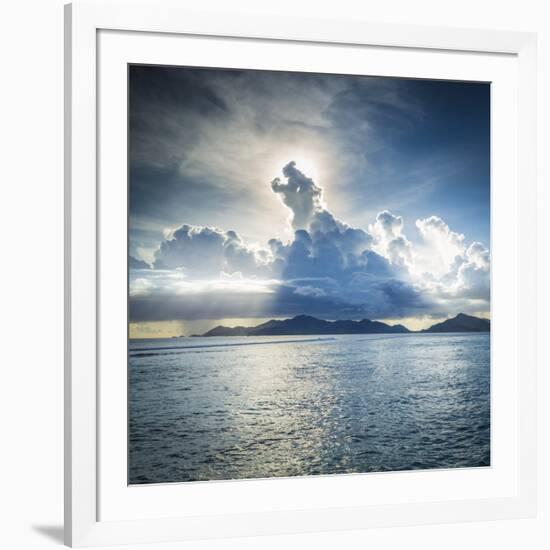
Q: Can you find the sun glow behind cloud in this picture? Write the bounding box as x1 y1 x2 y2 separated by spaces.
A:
268 151 323 185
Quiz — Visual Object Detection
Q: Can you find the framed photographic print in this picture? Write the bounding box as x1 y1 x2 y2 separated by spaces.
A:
65 1 537 547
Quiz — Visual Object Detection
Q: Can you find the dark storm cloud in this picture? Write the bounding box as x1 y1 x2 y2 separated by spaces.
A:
129 278 429 323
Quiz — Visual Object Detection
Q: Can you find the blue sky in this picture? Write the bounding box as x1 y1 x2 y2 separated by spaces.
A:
128 65 490 337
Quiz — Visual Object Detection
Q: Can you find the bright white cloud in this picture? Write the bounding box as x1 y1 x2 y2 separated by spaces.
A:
369 210 413 268
414 215 466 278
454 242 491 298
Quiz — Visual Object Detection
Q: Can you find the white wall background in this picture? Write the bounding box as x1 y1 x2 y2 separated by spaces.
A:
0 0 547 548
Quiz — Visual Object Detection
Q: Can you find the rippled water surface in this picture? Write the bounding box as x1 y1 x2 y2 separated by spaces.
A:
129 333 490 484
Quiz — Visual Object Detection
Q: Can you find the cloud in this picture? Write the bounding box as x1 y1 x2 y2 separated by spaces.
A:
129 255 151 269
130 163 490 323
369 210 412 268
370 210 404 243
271 161 327 230
153 224 270 278
414 215 465 278
269 162 374 279
454 242 491 299
464 241 490 271
271 162 376 256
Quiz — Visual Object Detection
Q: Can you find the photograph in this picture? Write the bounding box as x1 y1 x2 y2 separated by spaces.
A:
127 64 491 485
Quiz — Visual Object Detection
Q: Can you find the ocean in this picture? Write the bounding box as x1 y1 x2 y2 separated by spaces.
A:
128 333 490 484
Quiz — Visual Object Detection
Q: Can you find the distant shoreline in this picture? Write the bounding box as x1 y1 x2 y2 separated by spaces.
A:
129 329 490 342
192 313 490 338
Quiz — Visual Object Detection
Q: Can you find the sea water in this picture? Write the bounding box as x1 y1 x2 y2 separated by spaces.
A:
128 333 490 484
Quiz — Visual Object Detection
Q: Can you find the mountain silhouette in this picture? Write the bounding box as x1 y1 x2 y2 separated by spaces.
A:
421 313 490 333
198 313 490 337
200 315 408 336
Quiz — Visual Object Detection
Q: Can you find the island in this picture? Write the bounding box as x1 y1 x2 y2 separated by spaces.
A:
194 313 490 337
420 313 490 333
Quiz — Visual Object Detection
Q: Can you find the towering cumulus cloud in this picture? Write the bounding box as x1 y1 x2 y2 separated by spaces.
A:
271 161 325 230
129 162 490 326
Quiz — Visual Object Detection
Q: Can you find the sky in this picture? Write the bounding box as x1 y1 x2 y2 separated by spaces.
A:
128 65 490 338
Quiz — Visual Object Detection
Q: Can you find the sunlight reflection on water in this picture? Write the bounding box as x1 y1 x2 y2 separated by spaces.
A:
128 333 490 484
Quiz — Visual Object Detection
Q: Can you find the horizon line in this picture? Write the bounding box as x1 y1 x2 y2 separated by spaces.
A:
129 312 490 339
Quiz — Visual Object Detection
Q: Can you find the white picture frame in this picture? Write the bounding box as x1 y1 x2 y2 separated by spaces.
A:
65 1 538 547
